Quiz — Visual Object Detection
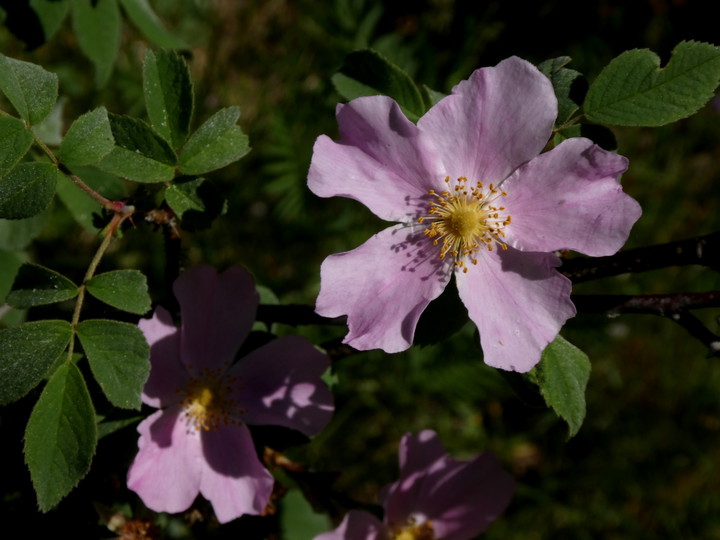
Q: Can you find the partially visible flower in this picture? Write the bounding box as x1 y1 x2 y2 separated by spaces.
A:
127 266 334 523
308 56 641 372
315 430 514 540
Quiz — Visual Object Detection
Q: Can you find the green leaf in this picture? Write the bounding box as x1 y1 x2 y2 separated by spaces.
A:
0 320 73 405
57 107 115 166
0 162 58 220
0 249 23 301
71 0 121 86
532 335 591 438
0 116 33 177
77 319 150 409
421 84 446 108
118 0 188 49
96 114 177 182
165 176 226 231
280 489 332 540
538 56 586 125
32 96 66 147
86 269 151 314
6 263 78 308
24 361 96 511
332 49 429 122
143 49 194 148
97 414 143 439
0 53 59 125
0 212 48 250
585 40 720 126
178 107 249 175
30 0 72 41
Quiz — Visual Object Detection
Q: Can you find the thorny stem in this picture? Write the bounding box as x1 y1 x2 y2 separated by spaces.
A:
572 291 720 316
66 211 134 363
573 292 720 357
560 231 720 282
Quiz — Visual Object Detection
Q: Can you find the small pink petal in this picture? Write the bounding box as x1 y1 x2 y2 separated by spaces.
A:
138 306 187 408
314 510 385 540
232 335 333 436
174 265 258 371
397 429 448 478
503 138 642 256
418 452 514 540
198 423 274 522
418 56 556 184
456 247 576 372
382 431 449 524
316 225 450 353
309 96 442 222
383 431 514 539
127 407 202 514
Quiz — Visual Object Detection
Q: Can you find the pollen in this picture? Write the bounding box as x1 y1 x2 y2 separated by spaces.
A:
389 518 436 540
179 365 245 431
418 176 511 272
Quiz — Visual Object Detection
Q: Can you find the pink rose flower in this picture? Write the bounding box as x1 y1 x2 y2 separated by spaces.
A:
127 266 334 523
315 430 514 540
309 56 641 371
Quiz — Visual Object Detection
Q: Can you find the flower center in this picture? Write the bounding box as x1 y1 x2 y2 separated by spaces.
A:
418 176 511 272
389 519 436 540
179 365 245 431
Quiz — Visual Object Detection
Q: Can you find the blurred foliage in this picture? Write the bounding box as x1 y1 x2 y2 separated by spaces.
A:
2 0 720 538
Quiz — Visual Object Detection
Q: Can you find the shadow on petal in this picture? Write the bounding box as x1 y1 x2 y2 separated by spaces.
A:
200 423 264 478
496 245 562 281
147 406 184 449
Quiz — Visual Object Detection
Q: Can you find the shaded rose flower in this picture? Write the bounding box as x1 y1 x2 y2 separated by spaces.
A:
315 430 514 540
127 265 334 523
308 56 641 371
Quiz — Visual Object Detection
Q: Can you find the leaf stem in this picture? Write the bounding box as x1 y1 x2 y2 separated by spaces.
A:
30 129 116 210
65 169 114 209
66 211 134 362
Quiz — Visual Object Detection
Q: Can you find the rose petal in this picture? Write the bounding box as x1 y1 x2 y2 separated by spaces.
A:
127 407 202 514
314 510 385 540
139 306 187 407
174 265 258 371
309 96 442 222
383 431 514 540
418 56 556 184
316 225 450 353
382 431 450 524
232 335 334 435
397 429 448 478
456 247 575 372
416 452 514 540
198 423 274 522
503 138 642 256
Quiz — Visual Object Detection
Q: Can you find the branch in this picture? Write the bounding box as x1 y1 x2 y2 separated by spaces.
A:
573 291 720 357
571 291 720 315
561 231 720 282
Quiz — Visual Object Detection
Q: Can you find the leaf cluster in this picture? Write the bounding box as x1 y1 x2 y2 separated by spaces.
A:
0 48 250 511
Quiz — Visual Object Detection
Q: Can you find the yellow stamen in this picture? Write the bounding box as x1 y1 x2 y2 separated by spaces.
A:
420 176 511 271
179 365 245 431
389 518 436 540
